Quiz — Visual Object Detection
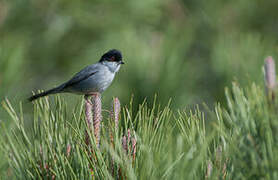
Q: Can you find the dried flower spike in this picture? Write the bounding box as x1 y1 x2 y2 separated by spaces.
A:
131 138 137 163
264 56 276 101
216 146 222 166
109 97 121 176
84 96 93 146
110 97 121 130
66 144 71 157
92 93 102 147
122 135 127 153
84 93 102 147
205 160 213 178
264 56 276 89
127 129 131 153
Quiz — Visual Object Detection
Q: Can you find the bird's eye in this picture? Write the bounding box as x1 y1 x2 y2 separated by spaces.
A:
109 56 115 61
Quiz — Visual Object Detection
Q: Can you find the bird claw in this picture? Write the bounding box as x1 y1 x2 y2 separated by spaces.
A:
84 95 93 106
88 92 100 97
84 93 100 106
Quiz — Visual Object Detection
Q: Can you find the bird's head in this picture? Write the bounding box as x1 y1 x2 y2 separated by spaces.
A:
99 49 124 64
99 49 124 73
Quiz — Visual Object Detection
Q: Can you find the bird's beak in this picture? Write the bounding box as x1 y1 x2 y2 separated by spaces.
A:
120 61 125 64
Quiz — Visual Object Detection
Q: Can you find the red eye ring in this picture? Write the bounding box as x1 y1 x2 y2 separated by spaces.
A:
110 56 115 61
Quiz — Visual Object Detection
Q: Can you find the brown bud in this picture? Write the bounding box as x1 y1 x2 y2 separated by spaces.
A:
66 144 71 157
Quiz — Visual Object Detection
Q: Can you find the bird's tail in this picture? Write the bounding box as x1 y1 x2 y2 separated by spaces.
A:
28 86 64 102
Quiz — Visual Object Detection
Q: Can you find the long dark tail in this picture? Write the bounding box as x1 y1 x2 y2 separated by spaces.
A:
28 86 64 102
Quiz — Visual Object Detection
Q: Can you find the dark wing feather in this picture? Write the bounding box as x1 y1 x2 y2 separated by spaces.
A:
63 65 99 89
63 71 98 89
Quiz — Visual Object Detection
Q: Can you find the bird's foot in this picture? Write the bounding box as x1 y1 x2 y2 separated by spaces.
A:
84 95 93 106
84 93 100 105
87 92 100 97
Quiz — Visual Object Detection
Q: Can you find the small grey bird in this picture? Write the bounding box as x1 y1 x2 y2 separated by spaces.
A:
28 49 124 101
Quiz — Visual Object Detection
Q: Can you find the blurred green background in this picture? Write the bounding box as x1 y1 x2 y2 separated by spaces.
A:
1 0 278 112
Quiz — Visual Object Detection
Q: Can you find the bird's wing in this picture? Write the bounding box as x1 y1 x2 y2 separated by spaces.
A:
63 64 99 89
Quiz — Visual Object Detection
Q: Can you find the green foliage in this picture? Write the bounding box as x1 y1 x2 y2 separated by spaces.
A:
1 0 278 178
1 83 277 179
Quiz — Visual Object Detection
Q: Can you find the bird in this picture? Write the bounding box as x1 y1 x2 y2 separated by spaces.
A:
28 49 124 102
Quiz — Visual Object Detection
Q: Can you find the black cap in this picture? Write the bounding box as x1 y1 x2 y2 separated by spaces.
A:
99 49 123 63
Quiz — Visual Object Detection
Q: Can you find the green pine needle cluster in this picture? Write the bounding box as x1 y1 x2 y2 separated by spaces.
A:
1 82 278 179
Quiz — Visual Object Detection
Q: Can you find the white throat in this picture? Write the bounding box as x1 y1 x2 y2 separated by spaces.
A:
102 61 121 73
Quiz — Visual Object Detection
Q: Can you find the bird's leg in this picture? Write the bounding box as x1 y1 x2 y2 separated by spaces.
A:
87 92 100 98
84 94 93 106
